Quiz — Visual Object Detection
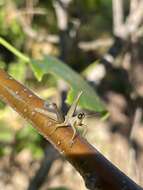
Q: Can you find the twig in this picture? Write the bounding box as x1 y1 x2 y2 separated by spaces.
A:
112 0 143 40
78 38 113 51
130 107 142 140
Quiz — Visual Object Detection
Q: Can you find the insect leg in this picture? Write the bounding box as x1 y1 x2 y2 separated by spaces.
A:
50 103 64 123
50 121 69 136
71 123 77 141
81 124 88 138
44 102 64 123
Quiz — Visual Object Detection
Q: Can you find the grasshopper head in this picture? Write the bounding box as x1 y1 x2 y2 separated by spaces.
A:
77 112 85 119
77 112 85 122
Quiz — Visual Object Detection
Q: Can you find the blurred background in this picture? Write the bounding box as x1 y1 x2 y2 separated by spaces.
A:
0 0 143 189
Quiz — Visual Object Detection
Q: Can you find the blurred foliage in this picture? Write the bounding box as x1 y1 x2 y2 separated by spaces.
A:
0 119 14 156
0 121 13 142
8 61 27 82
15 124 44 158
71 0 112 39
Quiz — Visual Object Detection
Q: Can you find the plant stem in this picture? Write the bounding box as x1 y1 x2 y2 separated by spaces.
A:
0 37 30 63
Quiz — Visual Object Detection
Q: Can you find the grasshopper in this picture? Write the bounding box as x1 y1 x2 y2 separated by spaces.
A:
35 91 87 144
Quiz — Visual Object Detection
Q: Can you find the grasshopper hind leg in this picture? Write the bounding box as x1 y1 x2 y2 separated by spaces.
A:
50 122 68 136
69 123 77 146
50 121 78 147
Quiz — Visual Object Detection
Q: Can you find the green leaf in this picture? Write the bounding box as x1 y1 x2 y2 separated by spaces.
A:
30 55 107 113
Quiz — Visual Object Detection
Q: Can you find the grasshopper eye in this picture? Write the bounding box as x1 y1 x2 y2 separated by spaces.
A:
78 112 85 120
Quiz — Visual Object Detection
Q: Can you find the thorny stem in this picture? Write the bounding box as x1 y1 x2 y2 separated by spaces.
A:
0 69 142 190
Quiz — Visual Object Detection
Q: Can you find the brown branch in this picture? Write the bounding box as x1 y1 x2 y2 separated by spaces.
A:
0 69 142 190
